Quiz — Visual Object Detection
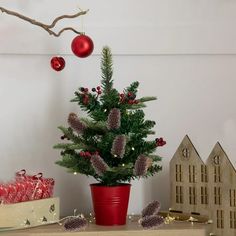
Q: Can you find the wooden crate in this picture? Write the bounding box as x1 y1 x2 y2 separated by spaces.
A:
0 221 207 236
0 197 59 228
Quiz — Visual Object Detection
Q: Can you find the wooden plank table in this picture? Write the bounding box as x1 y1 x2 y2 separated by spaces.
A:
0 221 207 236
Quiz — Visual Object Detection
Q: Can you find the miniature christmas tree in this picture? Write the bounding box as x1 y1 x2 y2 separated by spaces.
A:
54 46 165 186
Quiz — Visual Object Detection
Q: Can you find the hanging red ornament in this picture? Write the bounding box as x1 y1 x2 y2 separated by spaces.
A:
50 56 65 71
71 35 94 58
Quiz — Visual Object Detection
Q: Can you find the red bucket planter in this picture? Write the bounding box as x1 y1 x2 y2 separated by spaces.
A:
90 183 131 226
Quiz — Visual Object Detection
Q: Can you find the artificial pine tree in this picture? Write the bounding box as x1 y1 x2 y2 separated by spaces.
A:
54 46 165 186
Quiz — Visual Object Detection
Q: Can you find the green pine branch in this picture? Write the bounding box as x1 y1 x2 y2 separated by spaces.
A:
128 103 146 110
58 126 82 143
101 46 113 95
53 143 87 150
138 96 157 103
54 46 164 186
148 155 162 162
80 118 107 133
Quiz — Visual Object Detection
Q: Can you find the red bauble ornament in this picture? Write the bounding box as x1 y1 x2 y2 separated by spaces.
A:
51 57 65 71
71 35 94 58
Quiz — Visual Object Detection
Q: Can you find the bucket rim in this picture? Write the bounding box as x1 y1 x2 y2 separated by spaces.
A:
90 183 131 187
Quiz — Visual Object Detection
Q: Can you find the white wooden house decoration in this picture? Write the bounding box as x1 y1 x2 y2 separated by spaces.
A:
170 135 236 236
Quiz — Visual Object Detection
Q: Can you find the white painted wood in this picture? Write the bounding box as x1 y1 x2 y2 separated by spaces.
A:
0 197 59 228
0 221 207 236
0 0 236 54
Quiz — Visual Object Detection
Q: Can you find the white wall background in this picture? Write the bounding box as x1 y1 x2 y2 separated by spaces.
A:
0 0 236 216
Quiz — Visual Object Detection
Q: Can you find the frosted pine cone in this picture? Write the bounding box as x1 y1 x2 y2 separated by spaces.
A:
107 108 121 130
139 215 164 229
134 155 149 177
64 216 87 231
68 113 86 135
90 154 110 176
142 200 161 218
111 135 126 158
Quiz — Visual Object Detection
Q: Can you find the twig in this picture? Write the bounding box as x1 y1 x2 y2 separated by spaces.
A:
0 6 89 37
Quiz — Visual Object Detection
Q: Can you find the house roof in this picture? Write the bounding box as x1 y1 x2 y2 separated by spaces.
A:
171 135 205 164
171 136 236 172
206 142 236 174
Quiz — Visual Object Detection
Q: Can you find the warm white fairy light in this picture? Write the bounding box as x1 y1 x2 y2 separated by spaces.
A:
131 147 135 151
74 209 78 216
73 172 78 175
122 163 125 167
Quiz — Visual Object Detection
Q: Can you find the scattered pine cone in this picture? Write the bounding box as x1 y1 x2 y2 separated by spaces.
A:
139 215 164 229
64 216 88 231
142 200 161 218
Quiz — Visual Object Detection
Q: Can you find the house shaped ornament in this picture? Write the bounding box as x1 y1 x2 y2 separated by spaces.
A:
170 135 236 236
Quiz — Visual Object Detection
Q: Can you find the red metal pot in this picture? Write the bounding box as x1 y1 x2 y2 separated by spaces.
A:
90 183 131 226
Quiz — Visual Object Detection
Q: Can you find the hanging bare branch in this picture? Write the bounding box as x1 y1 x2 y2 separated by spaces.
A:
0 6 89 37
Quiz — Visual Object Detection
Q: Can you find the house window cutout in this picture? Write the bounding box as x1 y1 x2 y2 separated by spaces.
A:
189 187 196 205
169 210 183 213
201 165 208 182
214 166 221 183
189 165 196 183
201 186 208 204
214 187 222 205
182 148 190 159
176 186 183 204
230 211 236 229
213 155 221 165
191 212 200 215
217 210 224 229
175 164 182 182
230 189 236 207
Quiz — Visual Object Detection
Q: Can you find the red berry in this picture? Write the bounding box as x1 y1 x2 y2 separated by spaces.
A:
128 92 132 97
156 137 166 147
162 141 167 146
80 152 85 157
84 88 89 93
120 93 125 97
97 90 102 95
85 152 91 157
128 100 134 104
97 86 101 91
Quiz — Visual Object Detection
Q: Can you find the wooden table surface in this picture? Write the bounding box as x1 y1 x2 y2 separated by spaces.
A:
0 221 207 236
